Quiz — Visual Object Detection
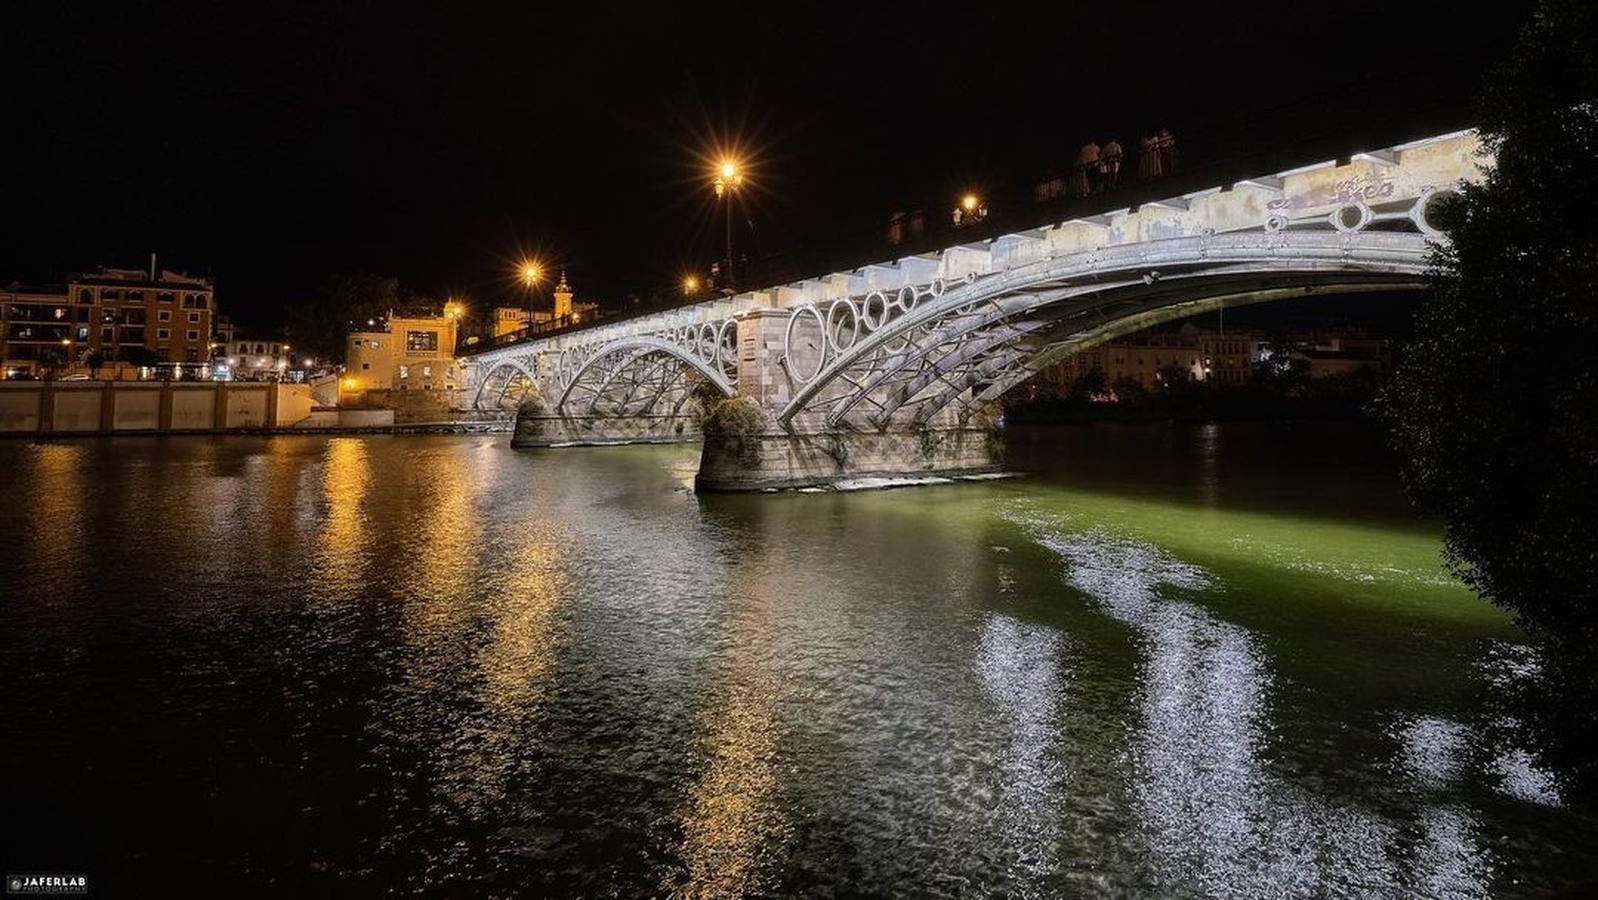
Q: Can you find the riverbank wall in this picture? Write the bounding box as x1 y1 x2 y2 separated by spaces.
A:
0 381 511 437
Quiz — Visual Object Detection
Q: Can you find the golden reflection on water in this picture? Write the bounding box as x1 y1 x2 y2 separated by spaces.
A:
27 443 88 585
669 564 792 898
672 670 787 898
315 438 372 593
404 448 480 606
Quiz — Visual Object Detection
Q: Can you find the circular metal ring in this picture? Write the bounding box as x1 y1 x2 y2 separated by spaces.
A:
782 305 827 384
826 298 861 354
896 284 919 312
1264 214 1290 233
698 323 719 362
1413 187 1461 238
1330 202 1373 233
860 291 890 330
556 348 574 387
716 318 739 382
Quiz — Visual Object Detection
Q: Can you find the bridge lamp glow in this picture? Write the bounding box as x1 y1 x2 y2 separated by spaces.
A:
713 160 744 197
683 275 700 294
520 262 543 286
961 193 979 212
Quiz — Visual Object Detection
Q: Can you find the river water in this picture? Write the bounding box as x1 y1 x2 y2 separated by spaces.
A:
1 425 1592 897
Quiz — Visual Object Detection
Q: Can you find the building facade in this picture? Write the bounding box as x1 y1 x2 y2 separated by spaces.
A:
1042 324 1387 395
2 267 215 379
342 309 463 394
1045 324 1265 391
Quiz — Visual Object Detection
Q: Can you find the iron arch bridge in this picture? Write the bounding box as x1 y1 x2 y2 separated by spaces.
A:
459 128 1482 487
773 225 1441 433
470 318 739 416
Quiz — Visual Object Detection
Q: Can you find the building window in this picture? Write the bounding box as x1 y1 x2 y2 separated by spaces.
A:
369 340 380 349
188 312 200 323
101 327 113 342
158 292 174 303
398 365 409 379
101 289 121 302
187 330 199 341
361 362 370 370
76 326 89 341
78 289 92 303
406 330 438 352
157 328 171 340
127 290 144 302
422 365 432 378
158 310 171 322
352 339 362 349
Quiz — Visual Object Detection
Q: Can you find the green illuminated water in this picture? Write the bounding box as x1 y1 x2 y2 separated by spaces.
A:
0 423 1590 896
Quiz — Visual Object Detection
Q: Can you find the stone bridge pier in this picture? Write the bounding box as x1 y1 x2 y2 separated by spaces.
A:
695 307 1000 491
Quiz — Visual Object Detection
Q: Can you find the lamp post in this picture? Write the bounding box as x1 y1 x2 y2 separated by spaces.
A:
682 275 700 297
520 262 543 334
953 192 987 228
713 160 743 288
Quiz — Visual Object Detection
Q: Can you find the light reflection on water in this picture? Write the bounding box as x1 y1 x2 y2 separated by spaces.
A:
0 430 1593 898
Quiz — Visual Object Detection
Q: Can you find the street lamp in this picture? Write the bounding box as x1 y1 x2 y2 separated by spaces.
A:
520 261 543 332
954 192 987 227
713 159 744 287
683 275 700 296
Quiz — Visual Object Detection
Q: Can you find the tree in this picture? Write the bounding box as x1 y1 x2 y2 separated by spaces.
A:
1380 0 1598 790
284 272 399 363
1252 339 1310 394
1111 376 1150 409
1065 367 1108 403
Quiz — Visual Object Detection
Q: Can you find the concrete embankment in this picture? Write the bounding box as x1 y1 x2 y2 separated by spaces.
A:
0 381 511 437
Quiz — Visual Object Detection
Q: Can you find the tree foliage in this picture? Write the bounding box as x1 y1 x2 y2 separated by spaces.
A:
284 272 399 363
1379 0 1598 784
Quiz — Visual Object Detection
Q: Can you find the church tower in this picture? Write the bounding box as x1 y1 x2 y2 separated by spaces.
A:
553 270 573 321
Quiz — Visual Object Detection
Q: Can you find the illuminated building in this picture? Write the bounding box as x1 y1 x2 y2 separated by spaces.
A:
342 307 464 394
2 265 216 378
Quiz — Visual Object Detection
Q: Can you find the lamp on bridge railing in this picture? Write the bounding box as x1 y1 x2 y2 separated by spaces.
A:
952 192 987 228
682 275 700 297
712 159 744 287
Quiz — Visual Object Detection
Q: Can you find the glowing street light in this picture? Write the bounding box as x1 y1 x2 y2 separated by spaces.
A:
683 275 700 295
954 192 987 227
519 260 545 332
713 159 745 287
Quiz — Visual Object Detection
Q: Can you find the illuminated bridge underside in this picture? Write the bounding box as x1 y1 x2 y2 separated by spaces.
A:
778 230 1430 433
556 336 734 418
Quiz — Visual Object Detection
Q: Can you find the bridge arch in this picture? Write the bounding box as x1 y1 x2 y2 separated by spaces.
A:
776 230 1434 431
471 358 541 411
554 334 736 418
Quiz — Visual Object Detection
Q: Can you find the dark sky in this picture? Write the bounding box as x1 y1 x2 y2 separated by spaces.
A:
5 1 1533 328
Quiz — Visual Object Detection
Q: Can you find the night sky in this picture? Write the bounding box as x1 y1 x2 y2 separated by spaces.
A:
5 1 1533 328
